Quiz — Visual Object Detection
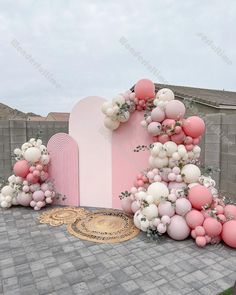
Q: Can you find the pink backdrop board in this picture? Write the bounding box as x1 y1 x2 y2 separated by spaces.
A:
47 133 79 206
69 96 112 208
112 111 153 208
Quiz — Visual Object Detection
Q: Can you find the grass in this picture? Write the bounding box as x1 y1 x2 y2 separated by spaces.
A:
219 287 234 295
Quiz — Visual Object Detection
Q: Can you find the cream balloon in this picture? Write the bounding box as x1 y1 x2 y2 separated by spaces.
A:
181 164 201 184
1 185 14 196
104 117 120 130
163 141 178 157
147 182 169 205
142 204 159 220
24 147 41 163
157 88 175 101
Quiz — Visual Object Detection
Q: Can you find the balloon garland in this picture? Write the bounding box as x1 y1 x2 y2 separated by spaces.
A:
102 78 236 249
0 138 56 210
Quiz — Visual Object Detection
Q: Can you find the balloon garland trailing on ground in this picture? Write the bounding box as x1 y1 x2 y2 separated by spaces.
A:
102 78 236 249
0 138 56 210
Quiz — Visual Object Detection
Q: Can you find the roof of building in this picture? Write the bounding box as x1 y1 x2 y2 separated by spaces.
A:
154 84 236 108
46 112 70 121
0 102 40 120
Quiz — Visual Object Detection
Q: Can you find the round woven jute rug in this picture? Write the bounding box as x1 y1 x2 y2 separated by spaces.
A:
38 207 89 226
67 209 140 243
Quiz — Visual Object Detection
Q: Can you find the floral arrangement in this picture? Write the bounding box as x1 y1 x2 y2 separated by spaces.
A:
102 78 236 249
0 138 56 210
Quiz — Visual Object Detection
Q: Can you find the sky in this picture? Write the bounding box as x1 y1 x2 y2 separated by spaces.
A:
0 0 235 116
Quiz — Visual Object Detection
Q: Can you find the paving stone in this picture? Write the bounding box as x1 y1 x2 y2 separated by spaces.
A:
1 206 236 295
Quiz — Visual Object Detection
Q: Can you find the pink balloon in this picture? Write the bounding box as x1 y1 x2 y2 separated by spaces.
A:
174 126 182 134
36 164 43 171
193 137 200 145
26 173 34 183
151 107 165 122
183 116 205 138
188 185 213 210
162 119 175 132
191 229 197 239
175 198 192 216
203 217 222 237
224 204 236 219
167 215 190 240
147 122 162 136
33 170 40 177
205 235 211 244
184 136 193 145
196 236 207 247
215 205 224 215
13 160 30 178
134 79 155 100
121 197 133 214
165 100 186 120
33 190 45 202
171 131 186 144
157 134 170 144
158 201 175 217
195 226 205 236
222 220 236 248
17 192 32 206
41 183 49 192
185 144 194 151
30 200 36 207
217 214 227 223
185 209 204 229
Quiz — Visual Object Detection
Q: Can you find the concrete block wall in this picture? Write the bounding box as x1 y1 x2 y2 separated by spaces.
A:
0 120 68 180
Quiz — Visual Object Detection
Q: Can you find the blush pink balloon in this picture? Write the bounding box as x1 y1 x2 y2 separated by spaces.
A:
162 119 175 132
196 236 207 247
147 122 162 136
41 183 49 192
222 220 236 248
171 131 186 144
121 197 133 214
131 201 140 213
224 204 236 219
158 201 175 217
174 126 182 134
13 160 30 178
215 205 224 215
157 134 170 144
167 215 190 240
185 209 204 229
134 79 155 100
217 214 227 223
33 170 40 177
183 116 205 138
203 217 222 237
33 190 45 202
151 107 165 122
188 185 213 210
175 198 192 216
26 173 34 183
17 192 32 206
191 229 197 239
184 136 193 145
165 100 186 120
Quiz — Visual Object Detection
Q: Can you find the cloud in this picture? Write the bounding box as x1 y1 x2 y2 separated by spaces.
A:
0 0 235 115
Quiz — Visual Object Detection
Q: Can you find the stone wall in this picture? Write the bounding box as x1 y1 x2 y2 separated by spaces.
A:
0 115 236 200
0 120 68 179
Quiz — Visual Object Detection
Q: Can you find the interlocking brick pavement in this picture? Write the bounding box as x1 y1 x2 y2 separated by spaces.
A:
0 206 235 295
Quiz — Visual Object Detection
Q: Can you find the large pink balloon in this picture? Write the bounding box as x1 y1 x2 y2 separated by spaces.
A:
134 79 155 100
203 217 222 237
224 204 236 220
182 116 205 138
185 209 204 229
175 198 192 216
13 160 30 178
222 220 236 248
17 192 32 206
188 185 213 210
167 215 190 240
165 100 186 120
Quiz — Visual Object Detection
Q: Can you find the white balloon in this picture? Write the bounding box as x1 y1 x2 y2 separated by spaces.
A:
158 150 167 159
146 195 154 204
15 177 23 184
193 146 201 154
5 195 12 203
41 155 50 165
172 152 181 161
135 191 147 201
112 95 125 105
181 164 201 184
142 204 158 220
178 148 187 157
1 185 14 196
101 101 112 114
133 210 142 229
1 200 9 208
14 148 22 155
24 147 41 163
153 157 168 169
157 88 175 101
151 144 162 157
163 141 178 157
8 175 16 183
147 182 169 205
104 117 120 130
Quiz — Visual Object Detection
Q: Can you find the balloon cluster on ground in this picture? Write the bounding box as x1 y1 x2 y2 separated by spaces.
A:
103 78 236 249
0 138 56 210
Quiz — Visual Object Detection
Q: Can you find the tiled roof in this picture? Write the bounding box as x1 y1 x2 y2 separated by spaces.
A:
155 84 236 107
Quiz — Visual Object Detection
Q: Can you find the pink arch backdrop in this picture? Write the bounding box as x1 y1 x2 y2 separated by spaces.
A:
48 97 151 208
47 133 79 206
